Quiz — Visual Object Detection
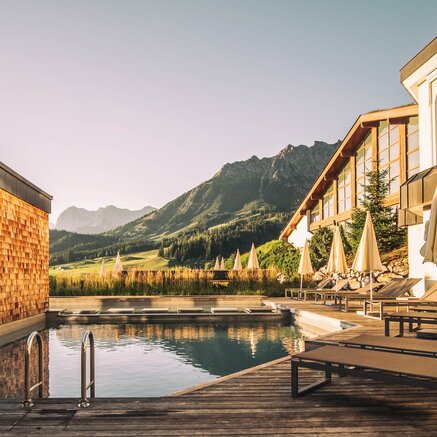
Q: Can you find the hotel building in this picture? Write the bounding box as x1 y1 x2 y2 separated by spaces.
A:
280 37 437 295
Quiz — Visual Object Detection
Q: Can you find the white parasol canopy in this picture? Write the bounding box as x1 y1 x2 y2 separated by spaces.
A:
233 249 242 271
247 243 260 270
112 251 123 275
220 257 225 270
213 256 220 271
298 239 314 291
327 226 348 291
99 258 105 278
352 211 383 300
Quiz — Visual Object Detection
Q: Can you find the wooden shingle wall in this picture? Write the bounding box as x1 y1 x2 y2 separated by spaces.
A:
0 331 49 398
0 189 49 324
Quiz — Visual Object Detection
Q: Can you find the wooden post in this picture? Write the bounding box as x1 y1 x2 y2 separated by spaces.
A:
333 179 338 217
399 124 407 184
350 155 356 208
371 127 378 171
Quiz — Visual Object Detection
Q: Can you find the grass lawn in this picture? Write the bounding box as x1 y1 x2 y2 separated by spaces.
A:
49 249 171 275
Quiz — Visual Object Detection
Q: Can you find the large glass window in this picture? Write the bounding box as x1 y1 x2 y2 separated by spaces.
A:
407 116 419 178
356 133 372 205
323 183 334 219
337 161 351 213
310 203 320 223
378 121 400 194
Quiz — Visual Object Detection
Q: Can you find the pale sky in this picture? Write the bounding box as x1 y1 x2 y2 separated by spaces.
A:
1 0 436 221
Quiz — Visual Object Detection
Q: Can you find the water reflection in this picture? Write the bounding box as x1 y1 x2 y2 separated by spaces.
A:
1 323 304 398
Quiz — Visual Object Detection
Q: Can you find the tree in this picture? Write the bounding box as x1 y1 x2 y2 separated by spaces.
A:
347 166 406 253
309 227 333 269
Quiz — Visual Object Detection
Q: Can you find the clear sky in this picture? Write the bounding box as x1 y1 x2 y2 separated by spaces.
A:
1 0 436 222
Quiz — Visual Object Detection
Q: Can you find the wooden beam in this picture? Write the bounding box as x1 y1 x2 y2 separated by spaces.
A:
324 175 335 181
361 121 379 128
389 116 409 125
340 151 353 158
310 195 323 201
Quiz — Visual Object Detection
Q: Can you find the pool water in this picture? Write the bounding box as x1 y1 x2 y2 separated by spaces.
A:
0 322 304 398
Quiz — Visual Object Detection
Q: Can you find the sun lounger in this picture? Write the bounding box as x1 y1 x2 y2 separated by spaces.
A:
299 279 349 302
291 345 437 397
417 329 437 339
384 311 437 336
62 309 99 315
211 307 240 313
363 278 422 318
244 307 274 313
363 282 437 318
314 279 358 305
106 308 135 314
285 278 332 300
177 307 205 313
336 278 410 312
339 334 437 357
141 308 169 313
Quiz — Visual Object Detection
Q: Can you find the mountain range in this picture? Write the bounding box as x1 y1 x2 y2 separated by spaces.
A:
108 141 339 241
50 140 339 265
54 205 156 234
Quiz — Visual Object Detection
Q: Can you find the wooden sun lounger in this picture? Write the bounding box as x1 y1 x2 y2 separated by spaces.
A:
339 334 437 357
211 307 240 313
177 307 205 313
141 308 169 313
244 307 274 313
177 307 204 313
384 311 437 336
63 309 99 315
285 278 332 300
291 345 437 398
106 308 135 314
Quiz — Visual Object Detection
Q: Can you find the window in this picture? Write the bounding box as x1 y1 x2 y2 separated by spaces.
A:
323 183 334 219
378 121 400 194
407 116 419 178
310 204 320 223
337 161 351 213
356 133 372 205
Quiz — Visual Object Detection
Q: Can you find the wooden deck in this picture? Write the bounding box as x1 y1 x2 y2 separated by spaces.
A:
2 299 437 435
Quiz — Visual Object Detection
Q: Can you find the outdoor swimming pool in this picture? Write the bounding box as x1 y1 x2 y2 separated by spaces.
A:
0 322 305 399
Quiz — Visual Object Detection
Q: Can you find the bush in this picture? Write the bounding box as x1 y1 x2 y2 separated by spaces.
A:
49 267 289 297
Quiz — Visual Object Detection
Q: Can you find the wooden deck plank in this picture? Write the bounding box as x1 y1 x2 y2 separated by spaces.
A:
2 299 437 435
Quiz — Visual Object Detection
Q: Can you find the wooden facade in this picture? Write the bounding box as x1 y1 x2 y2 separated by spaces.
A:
280 104 419 241
0 164 52 325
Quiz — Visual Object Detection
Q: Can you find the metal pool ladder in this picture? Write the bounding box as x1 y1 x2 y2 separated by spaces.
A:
78 330 95 408
23 331 44 407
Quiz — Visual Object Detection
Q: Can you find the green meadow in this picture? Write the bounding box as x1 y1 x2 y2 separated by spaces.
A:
49 249 171 275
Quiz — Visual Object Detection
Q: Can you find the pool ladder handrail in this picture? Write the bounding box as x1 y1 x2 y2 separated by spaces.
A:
23 331 44 407
78 330 95 408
